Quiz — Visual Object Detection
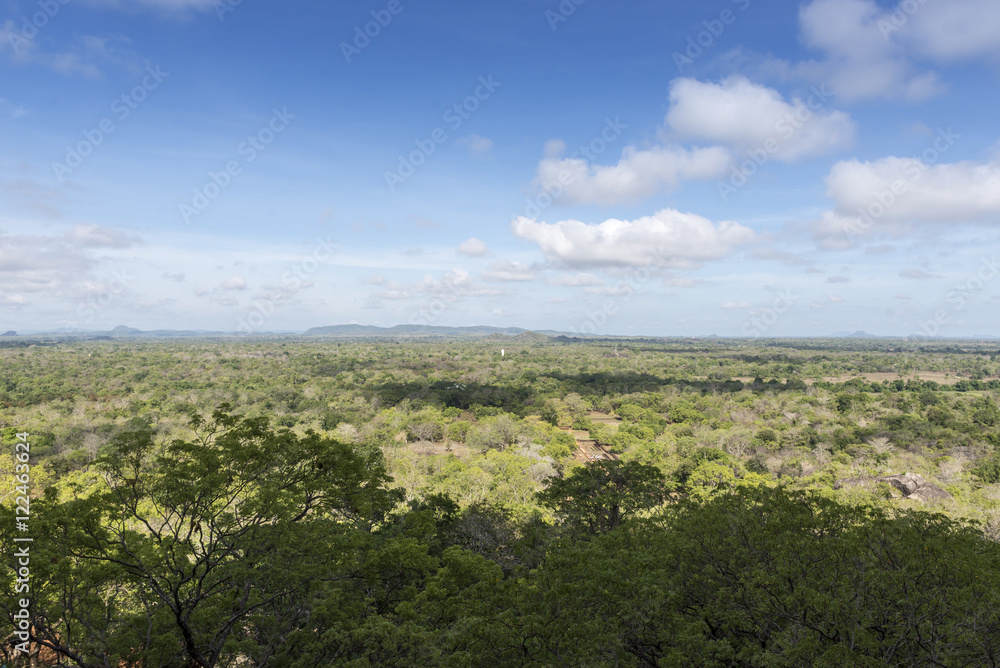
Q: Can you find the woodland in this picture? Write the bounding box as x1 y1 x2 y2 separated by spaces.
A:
3 333 1000 666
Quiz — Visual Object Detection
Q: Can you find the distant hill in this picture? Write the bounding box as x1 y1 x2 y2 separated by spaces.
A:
9 324 554 340
831 331 878 338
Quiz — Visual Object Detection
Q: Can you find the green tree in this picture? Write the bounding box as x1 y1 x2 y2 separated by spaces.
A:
11 406 401 667
536 460 669 535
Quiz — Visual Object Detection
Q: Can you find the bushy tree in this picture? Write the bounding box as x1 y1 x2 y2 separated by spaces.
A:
536 460 669 535
6 406 401 667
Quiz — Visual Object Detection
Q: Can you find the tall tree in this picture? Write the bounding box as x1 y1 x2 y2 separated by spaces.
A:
10 405 401 667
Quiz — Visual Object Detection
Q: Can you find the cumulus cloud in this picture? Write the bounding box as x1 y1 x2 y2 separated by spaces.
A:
534 143 730 206
794 0 943 101
812 153 1000 247
827 156 1000 223
530 76 856 206
665 77 856 161
779 0 1000 102
511 209 755 269
885 0 1000 61
457 237 489 257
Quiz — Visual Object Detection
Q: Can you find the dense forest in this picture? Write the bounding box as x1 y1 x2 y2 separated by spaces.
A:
3 334 1000 665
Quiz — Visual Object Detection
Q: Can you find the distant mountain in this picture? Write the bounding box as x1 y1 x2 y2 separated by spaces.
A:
1 331 15 337
111 325 144 336
24 327 246 339
8 324 555 340
831 331 878 338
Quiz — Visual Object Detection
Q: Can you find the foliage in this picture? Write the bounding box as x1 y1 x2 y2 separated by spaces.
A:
536 459 670 535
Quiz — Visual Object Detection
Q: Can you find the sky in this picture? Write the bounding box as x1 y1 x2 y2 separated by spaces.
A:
1 0 999 337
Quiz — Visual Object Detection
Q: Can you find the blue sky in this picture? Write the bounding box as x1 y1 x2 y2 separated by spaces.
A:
2 0 999 336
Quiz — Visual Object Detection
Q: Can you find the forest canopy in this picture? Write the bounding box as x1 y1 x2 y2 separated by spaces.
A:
3 335 1000 664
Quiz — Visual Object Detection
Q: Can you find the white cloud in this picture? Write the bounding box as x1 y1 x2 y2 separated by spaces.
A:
67 223 140 248
899 269 937 280
481 261 539 282
812 154 1000 247
220 276 247 291
367 269 503 306
511 209 755 269
457 134 494 158
829 156 1000 223
0 98 26 119
665 77 855 161
721 302 750 309
0 26 134 77
584 285 635 297
783 0 1000 102
546 273 604 287
891 0 1000 61
0 225 137 296
793 0 945 101
81 0 221 12
828 295 845 303
457 237 489 257
534 143 730 206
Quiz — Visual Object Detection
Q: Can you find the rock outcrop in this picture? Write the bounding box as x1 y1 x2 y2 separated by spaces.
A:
834 472 952 503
